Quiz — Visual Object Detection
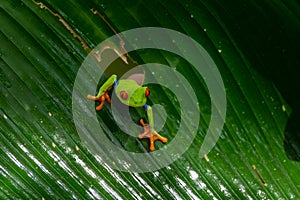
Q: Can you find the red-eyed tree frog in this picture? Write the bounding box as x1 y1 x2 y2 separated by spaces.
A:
87 74 168 151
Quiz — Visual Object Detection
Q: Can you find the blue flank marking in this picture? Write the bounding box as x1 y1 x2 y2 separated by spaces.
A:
143 104 149 111
114 78 119 87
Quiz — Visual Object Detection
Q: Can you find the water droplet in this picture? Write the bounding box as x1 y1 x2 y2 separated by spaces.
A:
189 170 199 180
282 105 286 112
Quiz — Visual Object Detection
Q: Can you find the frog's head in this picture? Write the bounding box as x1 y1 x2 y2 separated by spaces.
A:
119 86 150 107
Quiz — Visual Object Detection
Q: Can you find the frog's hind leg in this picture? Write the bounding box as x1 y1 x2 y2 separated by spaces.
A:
138 119 168 151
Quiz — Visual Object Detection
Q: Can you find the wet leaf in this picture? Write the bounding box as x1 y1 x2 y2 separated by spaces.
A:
1 0 299 199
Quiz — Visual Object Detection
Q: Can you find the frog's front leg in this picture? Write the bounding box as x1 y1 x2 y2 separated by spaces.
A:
87 74 117 111
138 105 168 151
87 87 112 110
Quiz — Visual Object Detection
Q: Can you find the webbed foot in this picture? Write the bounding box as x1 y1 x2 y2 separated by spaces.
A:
87 87 112 111
138 119 168 151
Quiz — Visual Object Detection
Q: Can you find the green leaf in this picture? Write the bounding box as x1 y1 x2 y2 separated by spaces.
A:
1 0 299 199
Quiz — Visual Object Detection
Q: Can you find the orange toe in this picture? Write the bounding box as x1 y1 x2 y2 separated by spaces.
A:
159 137 168 143
149 143 155 151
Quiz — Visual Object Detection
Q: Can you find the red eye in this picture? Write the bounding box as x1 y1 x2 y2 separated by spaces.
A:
120 91 128 100
145 88 150 97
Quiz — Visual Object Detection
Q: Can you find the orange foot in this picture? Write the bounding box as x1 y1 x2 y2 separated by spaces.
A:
138 119 168 151
87 87 112 111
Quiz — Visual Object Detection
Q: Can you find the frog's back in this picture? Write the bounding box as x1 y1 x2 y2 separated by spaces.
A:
117 79 140 92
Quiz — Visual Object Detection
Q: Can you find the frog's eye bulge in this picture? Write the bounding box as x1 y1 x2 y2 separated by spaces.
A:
145 88 150 97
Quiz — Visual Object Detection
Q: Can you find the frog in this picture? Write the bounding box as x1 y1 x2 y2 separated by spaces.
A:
87 74 168 151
